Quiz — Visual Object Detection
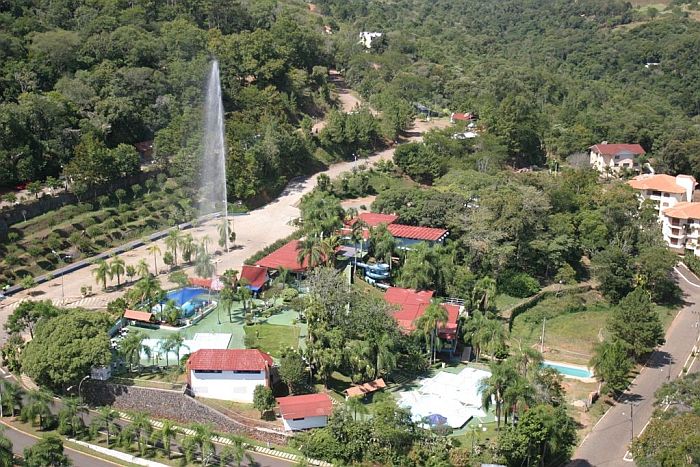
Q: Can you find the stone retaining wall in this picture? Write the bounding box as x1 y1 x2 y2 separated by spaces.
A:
83 382 288 445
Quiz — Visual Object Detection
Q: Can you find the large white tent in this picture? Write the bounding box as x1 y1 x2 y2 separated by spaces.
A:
398 367 491 428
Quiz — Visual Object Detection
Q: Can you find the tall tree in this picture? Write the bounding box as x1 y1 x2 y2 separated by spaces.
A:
480 360 518 429
589 338 633 396
23 435 70 467
608 288 664 359
146 244 161 275
109 256 126 287
0 427 12 467
414 304 448 364
92 259 112 290
164 230 182 267
398 242 437 290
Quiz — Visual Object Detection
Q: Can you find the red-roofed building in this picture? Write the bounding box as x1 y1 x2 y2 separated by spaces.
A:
240 265 269 293
256 240 324 273
349 212 399 227
450 112 475 123
590 142 645 174
627 174 696 217
123 309 154 324
384 287 460 341
186 349 273 402
276 393 333 431
388 224 448 248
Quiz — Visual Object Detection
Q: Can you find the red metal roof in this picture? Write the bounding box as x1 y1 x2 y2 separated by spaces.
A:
123 309 154 322
388 224 448 241
255 240 318 272
385 287 434 307
188 277 212 288
187 349 273 371
276 393 333 419
240 265 268 290
590 143 645 156
451 112 474 121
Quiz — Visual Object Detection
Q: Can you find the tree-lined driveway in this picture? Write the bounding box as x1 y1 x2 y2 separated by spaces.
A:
569 263 700 466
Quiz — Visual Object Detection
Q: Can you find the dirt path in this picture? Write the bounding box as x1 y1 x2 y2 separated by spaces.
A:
312 70 365 134
0 98 450 330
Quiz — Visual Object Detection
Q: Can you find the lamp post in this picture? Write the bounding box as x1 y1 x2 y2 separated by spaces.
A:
51 250 65 305
69 375 90 402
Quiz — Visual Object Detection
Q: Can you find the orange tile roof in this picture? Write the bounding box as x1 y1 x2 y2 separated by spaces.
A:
276 393 333 419
663 202 700 220
383 287 459 338
345 378 386 397
256 240 327 272
387 224 448 241
627 174 686 194
123 309 154 322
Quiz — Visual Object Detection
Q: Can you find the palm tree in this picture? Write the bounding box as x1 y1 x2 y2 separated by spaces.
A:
58 397 87 437
110 256 126 287
92 259 112 290
502 375 535 425
273 267 292 288
320 235 340 267
146 244 161 275
415 304 449 364
480 360 518 429
1 380 24 416
120 331 147 372
0 427 12 467
511 344 543 380
374 333 398 377
186 423 215 464
296 237 324 269
155 419 177 459
219 435 252 467
345 396 369 421
165 333 187 368
194 244 214 278
350 219 368 271
23 389 53 429
91 407 119 446
164 230 181 267
473 317 507 361
125 264 136 283
180 233 195 263
218 219 233 252
370 223 395 268
471 276 497 312
135 259 149 279
130 412 153 456
399 242 436 290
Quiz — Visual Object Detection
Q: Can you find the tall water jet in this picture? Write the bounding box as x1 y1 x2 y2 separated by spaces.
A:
201 60 229 252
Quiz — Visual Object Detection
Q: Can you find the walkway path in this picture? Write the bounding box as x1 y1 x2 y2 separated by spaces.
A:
569 263 700 466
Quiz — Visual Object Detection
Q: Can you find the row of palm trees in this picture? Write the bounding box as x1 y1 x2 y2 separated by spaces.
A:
119 331 188 371
94 409 250 465
93 256 149 290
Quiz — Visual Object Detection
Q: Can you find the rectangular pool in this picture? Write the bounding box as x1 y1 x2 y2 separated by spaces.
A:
542 361 593 379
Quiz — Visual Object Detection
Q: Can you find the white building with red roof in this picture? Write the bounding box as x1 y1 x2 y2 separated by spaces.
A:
276 393 333 431
589 142 645 174
628 174 696 217
186 349 273 402
340 212 448 250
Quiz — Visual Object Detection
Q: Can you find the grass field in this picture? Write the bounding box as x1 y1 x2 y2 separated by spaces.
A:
244 323 300 358
509 290 677 365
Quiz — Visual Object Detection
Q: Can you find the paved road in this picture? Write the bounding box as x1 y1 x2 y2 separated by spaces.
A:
0 420 121 467
569 264 700 467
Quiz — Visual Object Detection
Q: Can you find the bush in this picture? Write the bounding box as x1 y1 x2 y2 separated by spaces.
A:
280 287 299 302
500 272 541 298
684 255 700 277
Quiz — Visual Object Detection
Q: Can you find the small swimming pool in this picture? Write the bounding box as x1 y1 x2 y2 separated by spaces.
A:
165 287 208 307
542 361 593 379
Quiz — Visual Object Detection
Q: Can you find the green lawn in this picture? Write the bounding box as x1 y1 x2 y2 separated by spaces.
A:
244 323 300 358
509 290 678 365
494 293 523 313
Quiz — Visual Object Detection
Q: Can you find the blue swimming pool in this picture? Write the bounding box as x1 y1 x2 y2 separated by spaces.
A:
165 287 208 307
543 361 593 379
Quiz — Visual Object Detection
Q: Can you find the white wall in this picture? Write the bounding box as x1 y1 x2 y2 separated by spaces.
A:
190 370 267 403
282 415 328 431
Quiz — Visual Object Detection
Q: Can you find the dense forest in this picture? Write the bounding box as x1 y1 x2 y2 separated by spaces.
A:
320 0 700 172
0 0 350 200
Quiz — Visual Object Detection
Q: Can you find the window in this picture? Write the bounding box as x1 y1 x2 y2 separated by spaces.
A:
671 238 678 245
194 370 222 374
651 191 661 197
234 370 261 374
292 418 305 421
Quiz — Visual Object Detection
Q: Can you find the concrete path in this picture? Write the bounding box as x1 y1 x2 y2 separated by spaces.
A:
569 263 700 466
